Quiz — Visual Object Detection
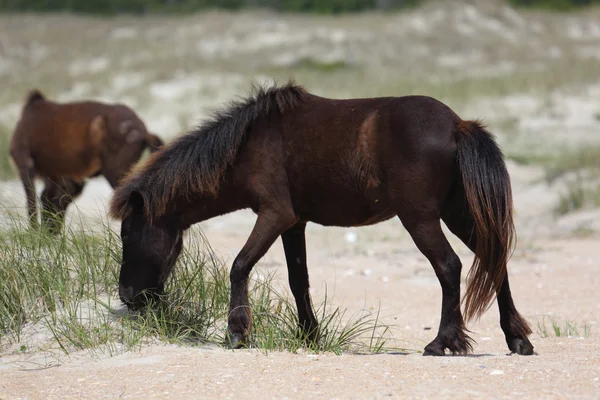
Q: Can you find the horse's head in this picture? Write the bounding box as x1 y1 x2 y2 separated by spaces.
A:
117 190 182 310
94 110 165 188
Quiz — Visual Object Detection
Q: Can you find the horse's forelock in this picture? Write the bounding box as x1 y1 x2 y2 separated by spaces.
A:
109 185 134 221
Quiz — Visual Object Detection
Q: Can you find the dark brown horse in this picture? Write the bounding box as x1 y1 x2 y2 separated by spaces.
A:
109 81 534 356
10 89 164 233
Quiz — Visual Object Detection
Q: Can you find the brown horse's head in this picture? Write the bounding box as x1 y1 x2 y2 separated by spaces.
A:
114 189 183 310
91 108 165 187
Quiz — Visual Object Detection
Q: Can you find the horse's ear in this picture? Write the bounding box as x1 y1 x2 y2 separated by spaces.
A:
145 134 164 152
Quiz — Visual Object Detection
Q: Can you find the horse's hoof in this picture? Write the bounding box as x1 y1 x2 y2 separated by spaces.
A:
423 343 445 356
508 338 534 356
297 329 320 347
305 335 320 347
226 332 247 349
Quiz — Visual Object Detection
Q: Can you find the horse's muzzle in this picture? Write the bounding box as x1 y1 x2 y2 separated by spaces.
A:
119 284 164 310
119 284 135 308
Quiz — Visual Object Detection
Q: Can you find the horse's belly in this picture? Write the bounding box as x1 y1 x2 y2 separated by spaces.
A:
33 150 102 180
297 193 395 227
290 166 393 227
307 210 396 227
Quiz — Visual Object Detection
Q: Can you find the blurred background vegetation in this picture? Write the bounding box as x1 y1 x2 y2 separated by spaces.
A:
1 0 599 220
1 0 599 14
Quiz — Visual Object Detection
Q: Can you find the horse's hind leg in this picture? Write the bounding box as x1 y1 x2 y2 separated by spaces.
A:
41 178 85 234
281 222 319 344
441 188 534 355
495 275 534 355
398 210 473 356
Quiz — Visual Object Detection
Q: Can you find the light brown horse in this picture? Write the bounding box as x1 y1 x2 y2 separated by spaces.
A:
10 89 164 233
110 81 534 356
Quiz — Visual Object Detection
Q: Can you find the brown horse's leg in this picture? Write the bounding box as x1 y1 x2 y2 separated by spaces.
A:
17 166 38 229
227 207 297 348
41 178 85 235
281 222 319 344
441 191 534 355
495 275 534 355
400 215 473 356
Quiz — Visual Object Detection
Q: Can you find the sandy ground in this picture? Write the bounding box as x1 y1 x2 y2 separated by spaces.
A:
1 158 599 398
1 338 600 399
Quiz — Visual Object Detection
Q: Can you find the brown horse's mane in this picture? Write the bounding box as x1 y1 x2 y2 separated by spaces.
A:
110 80 306 221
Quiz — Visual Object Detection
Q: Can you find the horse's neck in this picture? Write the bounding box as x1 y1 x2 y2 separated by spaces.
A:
179 185 246 229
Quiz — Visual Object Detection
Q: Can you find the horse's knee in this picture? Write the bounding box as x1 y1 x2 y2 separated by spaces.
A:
41 185 63 211
44 180 83 210
229 257 249 284
40 188 65 234
40 186 53 203
66 180 85 197
61 181 84 206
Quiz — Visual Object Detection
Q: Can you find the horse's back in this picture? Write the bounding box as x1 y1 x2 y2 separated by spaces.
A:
14 101 113 178
18 99 142 140
246 94 462 226
298 93 461 165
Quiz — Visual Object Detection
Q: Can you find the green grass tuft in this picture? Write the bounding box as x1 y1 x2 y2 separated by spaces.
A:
0 210 397 362
535 315 592 338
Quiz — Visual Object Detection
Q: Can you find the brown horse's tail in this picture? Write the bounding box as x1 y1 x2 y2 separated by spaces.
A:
455 119 515 322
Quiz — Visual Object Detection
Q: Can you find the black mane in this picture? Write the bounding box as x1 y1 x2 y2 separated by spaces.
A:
110 80 306 220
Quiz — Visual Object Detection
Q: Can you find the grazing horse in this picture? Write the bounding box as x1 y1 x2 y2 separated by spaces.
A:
10 89 164 234
109 81 534 356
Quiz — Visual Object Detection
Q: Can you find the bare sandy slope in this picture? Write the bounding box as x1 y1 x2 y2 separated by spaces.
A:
1 159 599 399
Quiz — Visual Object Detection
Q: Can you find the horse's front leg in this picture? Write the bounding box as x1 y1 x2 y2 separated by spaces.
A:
227 206 297 349
41 178 85 235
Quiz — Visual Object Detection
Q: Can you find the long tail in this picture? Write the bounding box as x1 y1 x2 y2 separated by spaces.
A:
455 119 515 322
